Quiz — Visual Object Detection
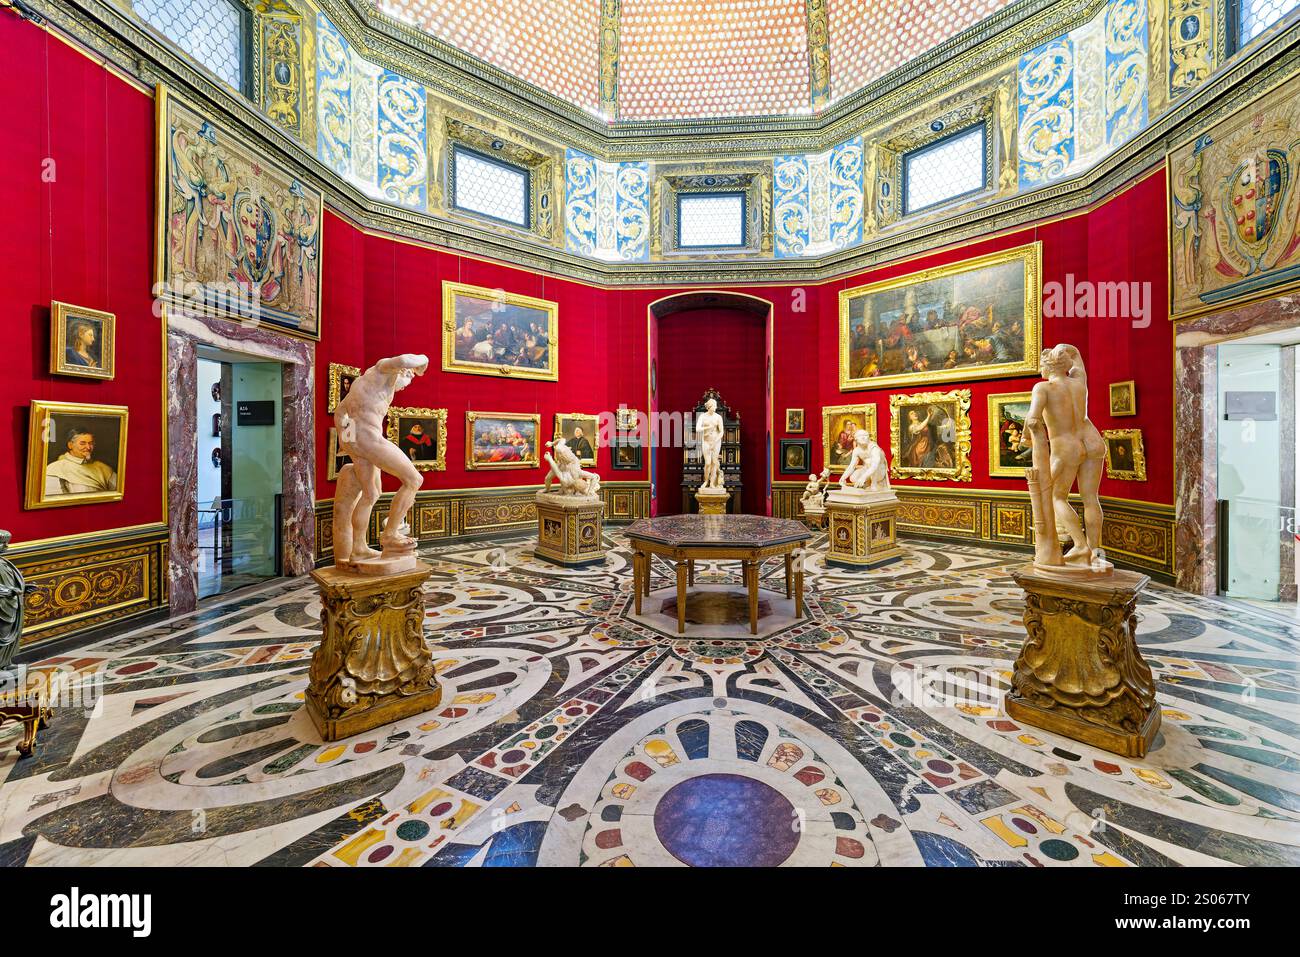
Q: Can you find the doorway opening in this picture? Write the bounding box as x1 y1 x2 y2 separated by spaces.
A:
195 351 284 600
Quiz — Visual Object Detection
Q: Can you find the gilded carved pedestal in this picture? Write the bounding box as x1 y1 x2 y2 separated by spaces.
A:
535 492 606 567
695 488 730 515
305 562 441 741
1006 566 1160 758
825 493 904 568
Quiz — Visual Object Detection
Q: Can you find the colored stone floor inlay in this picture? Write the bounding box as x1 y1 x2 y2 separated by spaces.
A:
0 532 1297 868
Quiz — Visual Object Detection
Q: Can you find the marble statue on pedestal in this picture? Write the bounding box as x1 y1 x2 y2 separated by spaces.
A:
696 398 725 491
543 436 601 499
800 468 831 511
332 354 429 574
1019 343 1109 574
0 532 32 677
839 430 890 495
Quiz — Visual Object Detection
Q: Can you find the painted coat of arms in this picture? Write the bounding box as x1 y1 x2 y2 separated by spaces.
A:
157 86 323 339
1169 75 1300 318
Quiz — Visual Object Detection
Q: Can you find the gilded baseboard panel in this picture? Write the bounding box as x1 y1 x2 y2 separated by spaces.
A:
7 523 169 646
314 482 652 563
773 482 1175 580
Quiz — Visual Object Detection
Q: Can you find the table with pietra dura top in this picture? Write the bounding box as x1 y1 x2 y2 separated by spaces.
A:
625 515 812 635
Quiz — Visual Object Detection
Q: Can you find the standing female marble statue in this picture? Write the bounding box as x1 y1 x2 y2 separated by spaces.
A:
697 398 725 490
333 354 429 572
1020 343 1108 571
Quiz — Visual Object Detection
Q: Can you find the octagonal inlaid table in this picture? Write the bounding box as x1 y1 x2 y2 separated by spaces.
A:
625 515 812 635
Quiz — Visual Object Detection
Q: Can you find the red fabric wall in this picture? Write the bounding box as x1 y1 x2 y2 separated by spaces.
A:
654 308 768 514
0 12 1175 553
0 19 162 542
816 172 1174 505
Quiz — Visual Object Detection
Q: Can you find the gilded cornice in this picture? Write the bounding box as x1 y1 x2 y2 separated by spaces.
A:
20 0 1300 286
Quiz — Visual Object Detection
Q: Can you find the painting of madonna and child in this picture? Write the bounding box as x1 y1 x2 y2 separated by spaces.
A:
442 282 559 382
839 243 1041 391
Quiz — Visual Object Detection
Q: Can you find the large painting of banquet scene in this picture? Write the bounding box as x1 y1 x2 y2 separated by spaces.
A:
839 243 1040 391
442 281 558 381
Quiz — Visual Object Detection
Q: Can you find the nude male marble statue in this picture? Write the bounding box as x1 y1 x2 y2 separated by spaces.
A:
840 430 891 494
543 436 601 498
696 398 725 491
333 354 428 572
1020 343 1108 572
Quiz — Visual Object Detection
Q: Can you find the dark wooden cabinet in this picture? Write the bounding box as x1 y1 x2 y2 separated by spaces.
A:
680 388 742 514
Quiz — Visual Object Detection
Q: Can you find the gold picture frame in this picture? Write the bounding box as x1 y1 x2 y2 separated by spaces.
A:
822 404 878 474
890 390 973 482
1109 380 1137 417
785 408 805 432
325 427 350 481
50 301 115 379
442 281 558 382
986 391 1034 478
26 401 129 509
1103 429 1147 481
387 407 448 472
839 242 1041 391
553 412 600 467
616 408 639 430
466 412 541 470
327 363 360 413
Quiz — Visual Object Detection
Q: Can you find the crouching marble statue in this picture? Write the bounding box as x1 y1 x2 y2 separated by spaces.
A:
1005 344 1160 757
694 397 730 515
824 431 902 568
535 436 606 567
305 354 441 741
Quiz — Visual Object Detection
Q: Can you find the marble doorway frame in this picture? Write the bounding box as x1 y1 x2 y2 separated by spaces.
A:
1174 295 1298 600
165 308 316 614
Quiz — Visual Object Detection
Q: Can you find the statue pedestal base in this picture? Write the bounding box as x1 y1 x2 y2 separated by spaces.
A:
1006 564 1161 757
305 562 441 742
695 487 730 515
801 502 826 530
825 491 903 568
535 492 606 567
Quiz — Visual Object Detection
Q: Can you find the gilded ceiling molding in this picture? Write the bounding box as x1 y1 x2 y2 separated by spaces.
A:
805 0 831 110
598 0 620 120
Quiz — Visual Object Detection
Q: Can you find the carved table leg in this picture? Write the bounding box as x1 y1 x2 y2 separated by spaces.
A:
675 560 688 634
795 558 805 619
634 549 643 615
784 553 792 599
688 559 695 586
746 559 759 635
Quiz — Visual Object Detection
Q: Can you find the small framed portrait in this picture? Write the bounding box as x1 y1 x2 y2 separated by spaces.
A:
1109 380 1136 417
987 392 1034 478
822 404 878 474
786 408 805 433
50 301 115 379
326 427 352 480
442 282 558 382
327 363 360 413
616 408 639 431
386 407 447 472
1103 429 1147 481
611 436 643 470
466 412 541 470
25 401 128 509
554 412 600 466
889 389 973 482
779 439 812 475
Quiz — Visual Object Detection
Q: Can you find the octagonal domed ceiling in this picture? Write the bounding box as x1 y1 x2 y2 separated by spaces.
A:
374 0 1017 120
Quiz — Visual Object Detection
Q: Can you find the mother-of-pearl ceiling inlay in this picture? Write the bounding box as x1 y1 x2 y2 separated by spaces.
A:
370 0 1017 120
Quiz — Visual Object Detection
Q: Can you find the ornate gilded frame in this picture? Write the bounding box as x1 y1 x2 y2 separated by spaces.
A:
325 426 349 480
1108 380 1137 417
553 412 600 467
822 403 878 475
25 400 129 509
652 163 772 259
889 389 972 482
387 407 448 472
441 281 559 382
465 411 542 470
839 241 1041 391
50 301 116 380
1103 428 1147 481
785 408 805 432
986 391 1033 478
326 363 360 413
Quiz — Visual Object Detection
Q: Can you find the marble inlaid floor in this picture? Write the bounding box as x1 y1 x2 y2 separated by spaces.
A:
2 533 1299 867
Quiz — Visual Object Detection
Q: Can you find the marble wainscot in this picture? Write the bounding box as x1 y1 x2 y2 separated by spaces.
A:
535 437 606 566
